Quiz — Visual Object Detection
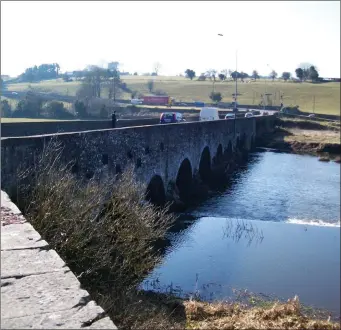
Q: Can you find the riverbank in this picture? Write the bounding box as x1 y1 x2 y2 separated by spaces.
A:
260 117 340 161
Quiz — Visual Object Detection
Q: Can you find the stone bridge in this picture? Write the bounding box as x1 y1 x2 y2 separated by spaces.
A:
1 116 275 204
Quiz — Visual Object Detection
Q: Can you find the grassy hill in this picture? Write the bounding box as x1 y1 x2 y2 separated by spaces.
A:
6 76 340 115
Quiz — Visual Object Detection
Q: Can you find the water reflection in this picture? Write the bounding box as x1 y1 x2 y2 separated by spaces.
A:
147 151 340 317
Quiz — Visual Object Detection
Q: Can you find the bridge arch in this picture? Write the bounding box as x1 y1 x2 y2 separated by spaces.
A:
199 146 211 183
214 144 224 166
146 175 166 206
224 141 233 160
176 158 193 201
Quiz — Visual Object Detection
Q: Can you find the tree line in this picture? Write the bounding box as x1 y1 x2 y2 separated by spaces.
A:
185 64 320 82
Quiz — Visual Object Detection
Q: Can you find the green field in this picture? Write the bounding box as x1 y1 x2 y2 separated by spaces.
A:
6 77 340 115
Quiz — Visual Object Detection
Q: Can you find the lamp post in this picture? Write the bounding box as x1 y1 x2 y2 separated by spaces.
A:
218 34 238 112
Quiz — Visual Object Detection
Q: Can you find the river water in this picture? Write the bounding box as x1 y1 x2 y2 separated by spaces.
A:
143 150 340 317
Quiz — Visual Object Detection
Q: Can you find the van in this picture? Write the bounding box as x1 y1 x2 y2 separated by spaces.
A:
199 107 219 121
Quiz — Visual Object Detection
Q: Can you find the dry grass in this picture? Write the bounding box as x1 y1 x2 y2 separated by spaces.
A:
283 128 340 145
16 137 176 317
6 77 340 115
184 297 340 329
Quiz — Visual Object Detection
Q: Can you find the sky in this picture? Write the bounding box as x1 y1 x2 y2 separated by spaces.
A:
1 1 340 78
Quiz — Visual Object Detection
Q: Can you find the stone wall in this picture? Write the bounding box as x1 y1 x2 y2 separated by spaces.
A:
1 116 274 200
1 118 160 137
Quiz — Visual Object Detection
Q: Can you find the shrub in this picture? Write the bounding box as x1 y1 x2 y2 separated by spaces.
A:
209 91 222 103
12 93 44 118
198 75 206 81
17 137 175 309
1 99 12 117
43 101 74 119
74 100 88 118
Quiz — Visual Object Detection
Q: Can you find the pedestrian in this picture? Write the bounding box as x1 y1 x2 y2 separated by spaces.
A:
111 111 117 128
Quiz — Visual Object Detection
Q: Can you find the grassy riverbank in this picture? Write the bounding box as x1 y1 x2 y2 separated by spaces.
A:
13 138 340 329
262 117 341 161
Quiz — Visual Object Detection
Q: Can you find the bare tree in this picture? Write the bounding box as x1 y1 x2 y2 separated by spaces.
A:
153 62 161 76
107 70 122 103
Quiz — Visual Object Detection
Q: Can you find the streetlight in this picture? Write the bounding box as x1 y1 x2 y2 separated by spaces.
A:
218 34 238 112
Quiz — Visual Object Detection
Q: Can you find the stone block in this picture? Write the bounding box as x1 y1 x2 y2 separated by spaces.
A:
1 301 117 329
1 222 48 251
1 249 65 278
1 271 88 319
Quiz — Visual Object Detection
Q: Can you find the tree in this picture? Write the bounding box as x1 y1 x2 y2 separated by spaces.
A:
281 72 291 81
12 93 44 118
43 101 74 119
209 91 222 103
206 69 217 81
295 68 304 81
270 70 278 81
299 62 316 81
309 66 319 82
74 100 88 118
153 62 161 76
252 70 259 80
231 71 240 81
218 73 226 81
240 72 249 82
100 104 109 118
1 99 12 117
185 69 196 80
107 69 121 102
147 79 154 92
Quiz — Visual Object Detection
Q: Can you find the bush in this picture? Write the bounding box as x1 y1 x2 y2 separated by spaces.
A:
198 75 206 81
209 91 222 103
12 93 44 118
74 100 88 118
1 99 12 117
43 101 74 119
16 138 175 312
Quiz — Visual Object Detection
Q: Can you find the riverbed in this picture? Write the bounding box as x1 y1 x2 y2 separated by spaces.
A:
143 150 340 317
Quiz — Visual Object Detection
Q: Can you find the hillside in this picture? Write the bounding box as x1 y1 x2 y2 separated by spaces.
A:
5 77 340 115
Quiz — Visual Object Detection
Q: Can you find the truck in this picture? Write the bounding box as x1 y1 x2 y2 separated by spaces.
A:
142 96 170 106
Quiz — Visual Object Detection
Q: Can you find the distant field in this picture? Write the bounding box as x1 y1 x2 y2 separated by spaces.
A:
6 77 340 115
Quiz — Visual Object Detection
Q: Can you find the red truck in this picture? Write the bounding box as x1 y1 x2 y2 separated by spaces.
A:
142 96 170 105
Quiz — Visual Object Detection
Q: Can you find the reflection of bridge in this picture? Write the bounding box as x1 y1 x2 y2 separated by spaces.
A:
1 116 275 205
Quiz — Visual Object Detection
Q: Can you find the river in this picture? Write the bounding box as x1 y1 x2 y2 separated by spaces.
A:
143 149 340 318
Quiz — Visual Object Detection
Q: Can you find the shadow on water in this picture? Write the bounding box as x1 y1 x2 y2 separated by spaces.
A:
155 150 265 258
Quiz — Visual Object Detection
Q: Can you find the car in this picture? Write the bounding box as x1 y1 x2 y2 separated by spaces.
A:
130 99 143 105
308 114 316 118
245 112 253 118
225 113 236 119
160 112 185 124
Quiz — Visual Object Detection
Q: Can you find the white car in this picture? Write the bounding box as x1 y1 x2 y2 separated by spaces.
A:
130 99 143 105
225 113 236 119
245 112 253 118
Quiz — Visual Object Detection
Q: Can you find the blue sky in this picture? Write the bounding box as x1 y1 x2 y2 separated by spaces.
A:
1 1 340 77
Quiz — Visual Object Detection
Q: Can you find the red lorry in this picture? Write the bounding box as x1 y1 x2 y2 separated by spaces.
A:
142 96 170 105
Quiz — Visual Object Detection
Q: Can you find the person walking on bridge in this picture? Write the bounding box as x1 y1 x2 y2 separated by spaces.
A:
111 111 117 128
